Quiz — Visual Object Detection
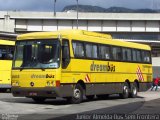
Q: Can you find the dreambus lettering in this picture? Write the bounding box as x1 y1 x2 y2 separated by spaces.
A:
31 74 54 79
90 61 115 72
31 74 46 79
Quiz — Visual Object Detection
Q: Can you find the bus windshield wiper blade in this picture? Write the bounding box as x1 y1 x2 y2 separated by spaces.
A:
20 67 24 71
40 67 45 71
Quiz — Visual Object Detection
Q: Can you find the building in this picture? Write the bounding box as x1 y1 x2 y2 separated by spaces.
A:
0 11 160 56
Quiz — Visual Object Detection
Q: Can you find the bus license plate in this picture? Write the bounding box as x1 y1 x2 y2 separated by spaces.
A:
29 92 37 96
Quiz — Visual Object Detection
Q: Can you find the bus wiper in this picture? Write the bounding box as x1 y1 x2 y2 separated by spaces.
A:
20 67 24 71
40 67 45 71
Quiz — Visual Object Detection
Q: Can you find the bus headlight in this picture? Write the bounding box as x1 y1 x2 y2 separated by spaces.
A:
47 81 50 86
51 81 54 86
12 81 19 86
46 81 54 87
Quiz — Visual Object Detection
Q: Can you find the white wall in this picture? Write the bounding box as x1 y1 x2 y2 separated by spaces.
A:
88 20 101 31
146 21 159 32
58 20 72 30
43 20 57 31
152 57 160 66
117 21 131 32
14 19 160 33
27 20 42 31
132 21 145 32
73 20 87 30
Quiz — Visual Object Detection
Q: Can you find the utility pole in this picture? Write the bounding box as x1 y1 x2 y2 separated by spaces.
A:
54 0 56 16
76 0 79 29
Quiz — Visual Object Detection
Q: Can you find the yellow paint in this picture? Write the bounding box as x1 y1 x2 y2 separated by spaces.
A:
0 39 15 86
12 29 152 89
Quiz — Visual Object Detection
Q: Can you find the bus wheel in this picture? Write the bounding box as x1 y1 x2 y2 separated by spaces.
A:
32 97 46 103
86 95 94 100
68 84 83 104
0 89 6 93
6 89 11 93
120 82 129 99
130 83 138 98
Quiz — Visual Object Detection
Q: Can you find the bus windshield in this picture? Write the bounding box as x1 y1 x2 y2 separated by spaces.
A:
13 40 60 69
0 45 14 60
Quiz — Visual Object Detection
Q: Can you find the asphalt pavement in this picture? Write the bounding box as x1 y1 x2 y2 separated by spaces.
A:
0 88 160 120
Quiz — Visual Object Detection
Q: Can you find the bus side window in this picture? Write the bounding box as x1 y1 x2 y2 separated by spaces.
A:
0 45 14 60
142 51 151 63
132 49 137 62
112 47 121 61
6 46 14 60
62 40 70 69
0 46 5 60
72 41 84 58
136 50 141 62
122 48 131 61
99 45 110 60
0 49 2 59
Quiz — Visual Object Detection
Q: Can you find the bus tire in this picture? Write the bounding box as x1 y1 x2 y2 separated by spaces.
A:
6 88 11 93
86 95 94 100
68 84 83 104
32 97 46 103
120 82 129 99
0 89 6 93
130 83 138 98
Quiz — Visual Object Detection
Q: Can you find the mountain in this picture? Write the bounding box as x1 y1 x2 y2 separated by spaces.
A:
105 7 134 13
63 5 106 12
62 5 158 13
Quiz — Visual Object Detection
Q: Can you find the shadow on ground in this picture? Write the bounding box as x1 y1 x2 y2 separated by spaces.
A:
0 94 144 106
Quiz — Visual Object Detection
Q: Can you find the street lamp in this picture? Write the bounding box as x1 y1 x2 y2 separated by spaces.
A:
76 0 79 29
54 0 56 16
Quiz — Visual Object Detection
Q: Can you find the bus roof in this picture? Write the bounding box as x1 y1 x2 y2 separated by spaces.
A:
0 39 15 46
17 29 151 50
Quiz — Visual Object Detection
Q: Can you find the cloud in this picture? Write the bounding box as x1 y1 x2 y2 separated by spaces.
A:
75 0 156 9
53 0 160 11
0 0 159 11
0 0 53 11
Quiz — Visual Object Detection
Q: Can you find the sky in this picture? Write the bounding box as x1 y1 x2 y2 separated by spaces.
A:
0 0 160 12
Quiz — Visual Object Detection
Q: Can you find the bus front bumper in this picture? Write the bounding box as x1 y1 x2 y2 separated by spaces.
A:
0 84 11 88
11 87 62 98
11 85 73 98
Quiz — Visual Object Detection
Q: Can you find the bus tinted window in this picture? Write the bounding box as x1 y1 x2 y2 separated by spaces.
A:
86 43 92 58
142 51 151 63
112 47 121 61
62 40 70 68
72 41 85 58
122 48 132 61
132 49 137 62
99 45 110 60
136 50 141 62
85 43 98 59
0 45 14 60
13 40 60 69
93 44 98 58
15 45 23 61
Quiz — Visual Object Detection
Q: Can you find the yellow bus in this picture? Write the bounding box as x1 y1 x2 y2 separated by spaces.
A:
0 39 15 91
11 30 152 104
